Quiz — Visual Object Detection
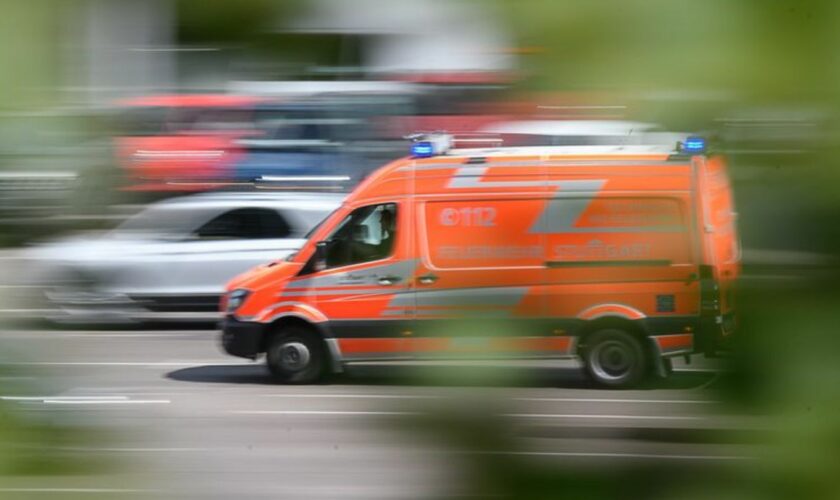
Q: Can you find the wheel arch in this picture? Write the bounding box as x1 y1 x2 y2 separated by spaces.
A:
576 316 648 349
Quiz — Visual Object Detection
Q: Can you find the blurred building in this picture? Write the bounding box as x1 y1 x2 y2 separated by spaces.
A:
63 0 176 105
286 0 513 78
45 0 514 106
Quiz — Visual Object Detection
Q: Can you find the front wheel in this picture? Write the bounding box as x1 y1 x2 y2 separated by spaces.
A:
266 327 326 384
583 329 647 388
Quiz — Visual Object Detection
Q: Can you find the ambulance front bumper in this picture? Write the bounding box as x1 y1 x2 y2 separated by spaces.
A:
220 317 265 359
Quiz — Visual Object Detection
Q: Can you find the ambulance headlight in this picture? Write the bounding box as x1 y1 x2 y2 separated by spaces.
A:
225 289 250 314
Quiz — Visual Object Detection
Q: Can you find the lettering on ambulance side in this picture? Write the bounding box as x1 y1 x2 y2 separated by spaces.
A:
278 260 419 298
445 165 685 234
444 165 605 234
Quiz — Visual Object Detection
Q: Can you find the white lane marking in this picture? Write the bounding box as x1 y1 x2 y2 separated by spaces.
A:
258 394 717 405
2 395 169 405
232 410 419 416
51 333 209 339
503 413 704 420
515 397 719 404
4 361 247 367
1 396 129 401
0 488 152 494
0 332 214 339
259 394 439 399
473 451 750 461
57 447 209 453
43 399 170 405
233 410 702 421
0 307 51 311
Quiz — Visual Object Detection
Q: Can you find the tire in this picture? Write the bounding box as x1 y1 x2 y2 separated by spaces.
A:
583 329 647 388
265 326 326 384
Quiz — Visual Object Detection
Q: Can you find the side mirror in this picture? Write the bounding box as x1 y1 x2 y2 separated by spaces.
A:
314 240 329 271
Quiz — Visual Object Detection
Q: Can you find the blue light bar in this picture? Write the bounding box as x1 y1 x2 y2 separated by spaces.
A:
681 136 706 154
411 141 435 158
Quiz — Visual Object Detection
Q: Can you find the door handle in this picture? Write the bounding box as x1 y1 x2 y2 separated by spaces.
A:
377 275 402 286
417 273 438 285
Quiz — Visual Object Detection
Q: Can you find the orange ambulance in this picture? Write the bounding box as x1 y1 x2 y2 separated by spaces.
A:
220 134 739 387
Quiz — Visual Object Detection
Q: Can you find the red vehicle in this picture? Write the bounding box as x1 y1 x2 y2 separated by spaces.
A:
115 94 263 192
220 134 739 388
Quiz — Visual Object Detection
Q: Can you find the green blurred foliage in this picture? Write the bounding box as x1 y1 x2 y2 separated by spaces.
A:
0 364 118 483
503 0 840 103
177 0 301 44
402 2 840 499
0 0 62 111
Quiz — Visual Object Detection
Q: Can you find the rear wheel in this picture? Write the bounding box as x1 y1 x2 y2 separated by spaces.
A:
583 329 647 388
266 326 326 384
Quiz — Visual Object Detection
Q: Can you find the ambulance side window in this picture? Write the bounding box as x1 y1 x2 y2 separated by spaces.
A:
323 203 397 268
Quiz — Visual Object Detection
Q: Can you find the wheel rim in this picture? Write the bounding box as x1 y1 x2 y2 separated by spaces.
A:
590 340 636 381
277 341 311 372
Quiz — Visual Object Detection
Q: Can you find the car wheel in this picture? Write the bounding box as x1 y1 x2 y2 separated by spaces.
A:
266 326 326 384
583 329 647 388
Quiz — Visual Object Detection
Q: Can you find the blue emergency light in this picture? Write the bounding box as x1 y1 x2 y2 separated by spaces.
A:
681 136 706 154
409 133 453 158
411 141 435 158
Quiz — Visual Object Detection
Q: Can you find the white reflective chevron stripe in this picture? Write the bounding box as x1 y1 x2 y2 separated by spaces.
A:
446 166 604 192
398 160 679 172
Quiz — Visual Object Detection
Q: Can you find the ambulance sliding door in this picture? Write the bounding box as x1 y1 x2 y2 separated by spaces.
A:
410 197 561 359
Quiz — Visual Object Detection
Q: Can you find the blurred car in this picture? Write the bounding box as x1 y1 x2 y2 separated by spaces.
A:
114 94 264 192
229 91 418 185
24 191 343 323
232 100 370 186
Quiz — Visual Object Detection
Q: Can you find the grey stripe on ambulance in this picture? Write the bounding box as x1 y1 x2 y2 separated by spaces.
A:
281 260 419 297
387 286 528 309
381 308 514 318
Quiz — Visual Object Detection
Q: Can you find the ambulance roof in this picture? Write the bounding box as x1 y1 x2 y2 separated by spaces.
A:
347 143 702 203
442 144 676 158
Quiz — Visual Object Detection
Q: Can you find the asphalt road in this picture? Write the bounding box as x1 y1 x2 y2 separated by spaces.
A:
0 327 759 499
